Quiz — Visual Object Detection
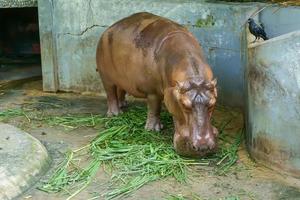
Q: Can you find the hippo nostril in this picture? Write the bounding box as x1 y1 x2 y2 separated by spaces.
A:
192 144 198 151
191 139 216 152
192 141 209 152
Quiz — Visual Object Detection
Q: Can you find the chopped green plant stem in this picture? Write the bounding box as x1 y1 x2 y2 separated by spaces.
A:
224 196 241 200
45 114 106 130
215 128 243 175
166 193 203 200
166 194 189 200
0 108 26 121
38 152 101 195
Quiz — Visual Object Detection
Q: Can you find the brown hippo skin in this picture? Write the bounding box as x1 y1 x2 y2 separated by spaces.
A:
96 12 218 157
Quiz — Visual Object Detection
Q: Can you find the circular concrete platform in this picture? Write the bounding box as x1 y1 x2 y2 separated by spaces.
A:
0 123 50 200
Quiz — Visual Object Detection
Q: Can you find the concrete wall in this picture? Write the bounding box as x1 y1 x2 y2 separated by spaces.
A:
246 30 300 177
260 6 300 38
40 0 261 107
38 0 300 108
0 0 37 7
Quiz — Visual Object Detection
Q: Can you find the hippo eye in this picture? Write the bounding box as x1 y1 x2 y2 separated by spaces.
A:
203 90 216 106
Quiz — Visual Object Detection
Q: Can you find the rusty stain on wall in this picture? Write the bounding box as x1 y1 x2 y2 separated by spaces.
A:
247 61 286 106
250 133 300 178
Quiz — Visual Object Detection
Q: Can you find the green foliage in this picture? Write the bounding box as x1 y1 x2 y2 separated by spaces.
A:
195 15 215 28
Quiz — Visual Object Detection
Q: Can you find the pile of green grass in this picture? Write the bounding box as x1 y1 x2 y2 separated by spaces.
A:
37 105 243 199
0 108 31 122
0 105 242 199
45 114 104 130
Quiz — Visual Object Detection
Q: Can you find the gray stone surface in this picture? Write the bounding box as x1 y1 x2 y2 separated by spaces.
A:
246 30 300 177
0 0 37 8
0 123 50 200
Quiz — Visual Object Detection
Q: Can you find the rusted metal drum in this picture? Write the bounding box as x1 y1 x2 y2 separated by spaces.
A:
246 31 300 177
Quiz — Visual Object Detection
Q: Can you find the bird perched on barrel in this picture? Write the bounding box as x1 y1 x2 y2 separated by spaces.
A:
247 18 268 43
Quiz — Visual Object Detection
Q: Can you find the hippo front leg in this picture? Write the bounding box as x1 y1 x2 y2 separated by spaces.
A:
145 94 163 132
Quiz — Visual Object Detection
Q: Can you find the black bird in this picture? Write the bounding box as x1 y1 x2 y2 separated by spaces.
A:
247 18 268 42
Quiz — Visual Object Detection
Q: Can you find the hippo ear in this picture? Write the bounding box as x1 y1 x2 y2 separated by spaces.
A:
211 78 217 87
206 78 217 90
212 79 217 97
214 87 218 98
175 81 184 90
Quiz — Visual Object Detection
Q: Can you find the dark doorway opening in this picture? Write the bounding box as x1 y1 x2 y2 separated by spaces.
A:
0 7 41 88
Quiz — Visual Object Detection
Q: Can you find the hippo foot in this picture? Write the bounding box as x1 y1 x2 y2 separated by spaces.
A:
118 100 128 108
145 117 163 132
106 109 122 117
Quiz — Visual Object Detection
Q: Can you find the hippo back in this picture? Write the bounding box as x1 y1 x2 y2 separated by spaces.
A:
96 12 206 97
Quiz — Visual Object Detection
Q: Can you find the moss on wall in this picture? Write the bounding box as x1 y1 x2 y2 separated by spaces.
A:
195 15 215 28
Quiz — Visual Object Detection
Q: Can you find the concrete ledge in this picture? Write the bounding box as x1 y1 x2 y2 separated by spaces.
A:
0 64 42 90
0 123 50 200
248 30 300 49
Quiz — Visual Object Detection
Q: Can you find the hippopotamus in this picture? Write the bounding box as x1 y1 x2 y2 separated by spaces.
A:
96 12 218 157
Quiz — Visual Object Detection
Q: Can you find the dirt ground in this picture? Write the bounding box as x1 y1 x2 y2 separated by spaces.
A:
1 80 300 200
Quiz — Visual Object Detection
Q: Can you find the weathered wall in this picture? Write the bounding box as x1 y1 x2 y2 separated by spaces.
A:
38 0 300 108
246 30 300 177
0 0 37 7
40 0 260 107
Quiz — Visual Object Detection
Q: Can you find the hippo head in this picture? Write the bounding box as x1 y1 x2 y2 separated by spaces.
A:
164 78 218 157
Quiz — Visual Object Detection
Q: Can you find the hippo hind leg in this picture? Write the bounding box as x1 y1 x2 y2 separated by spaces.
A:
117 87 128 108
102 79 122 117
145 94 163 132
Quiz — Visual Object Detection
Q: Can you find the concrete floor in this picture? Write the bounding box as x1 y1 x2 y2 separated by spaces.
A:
1 80 300 200
0 63 41 89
